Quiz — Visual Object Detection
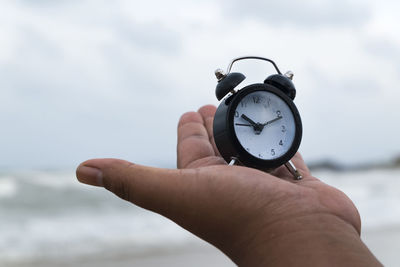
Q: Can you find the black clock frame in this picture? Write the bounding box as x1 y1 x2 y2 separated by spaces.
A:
213 83 302 171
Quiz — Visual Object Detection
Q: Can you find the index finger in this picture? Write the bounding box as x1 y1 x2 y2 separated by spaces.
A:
177 111 216 168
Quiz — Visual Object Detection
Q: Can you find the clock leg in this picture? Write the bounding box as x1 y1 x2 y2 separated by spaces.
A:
284 161 303 180
229 157 238 166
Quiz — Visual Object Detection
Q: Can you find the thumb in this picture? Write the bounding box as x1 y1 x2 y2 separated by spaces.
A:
76 159 263 261
76 158 194 215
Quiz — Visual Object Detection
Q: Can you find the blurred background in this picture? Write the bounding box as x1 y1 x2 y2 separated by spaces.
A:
1 0 399 266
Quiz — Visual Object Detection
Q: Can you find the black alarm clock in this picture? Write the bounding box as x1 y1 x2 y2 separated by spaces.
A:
212 56 303 179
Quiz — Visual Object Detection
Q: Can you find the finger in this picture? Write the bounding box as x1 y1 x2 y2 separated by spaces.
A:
197 105 221 156
77 158 195 216
177 111 216 168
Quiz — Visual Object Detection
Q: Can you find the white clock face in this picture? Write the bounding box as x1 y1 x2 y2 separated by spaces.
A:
233 90 296 160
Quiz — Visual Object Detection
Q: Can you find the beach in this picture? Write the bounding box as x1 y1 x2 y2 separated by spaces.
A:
1 168 399 266
5 227 400 267
6 241 234 267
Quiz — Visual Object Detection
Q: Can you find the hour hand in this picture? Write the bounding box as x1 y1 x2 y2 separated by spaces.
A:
241 114 257 126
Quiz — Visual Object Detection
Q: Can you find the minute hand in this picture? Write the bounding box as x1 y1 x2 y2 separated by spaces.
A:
262 116 282 126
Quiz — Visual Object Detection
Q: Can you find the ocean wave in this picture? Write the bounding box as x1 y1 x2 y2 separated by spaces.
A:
0 176 18 198
0 170 193 263
0 169 399 263
0 210 193 262
7 170 82 189
314 169 400 230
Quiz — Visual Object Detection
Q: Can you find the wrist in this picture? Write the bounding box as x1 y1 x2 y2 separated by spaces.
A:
230 213 381 267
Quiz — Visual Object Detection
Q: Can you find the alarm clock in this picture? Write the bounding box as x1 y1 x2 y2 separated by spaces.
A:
212 56 303 180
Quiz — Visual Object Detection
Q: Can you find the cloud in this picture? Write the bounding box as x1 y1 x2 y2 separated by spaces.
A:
0 1 186 168
1 0 399 168
219 0 371 28
113 20 182 55
363 39 400 75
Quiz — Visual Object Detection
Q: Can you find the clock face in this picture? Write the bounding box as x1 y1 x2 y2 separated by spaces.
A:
233 90 296 160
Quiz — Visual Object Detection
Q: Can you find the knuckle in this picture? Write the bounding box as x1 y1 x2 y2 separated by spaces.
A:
103 177 132 202
102 163 136 202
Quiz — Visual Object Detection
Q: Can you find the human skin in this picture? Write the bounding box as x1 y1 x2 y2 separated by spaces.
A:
76 105 382 266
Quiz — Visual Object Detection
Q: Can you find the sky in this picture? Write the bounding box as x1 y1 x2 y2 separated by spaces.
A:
1 0 399 169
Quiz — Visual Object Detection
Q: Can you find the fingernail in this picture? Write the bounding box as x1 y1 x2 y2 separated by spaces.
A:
76 165 103 187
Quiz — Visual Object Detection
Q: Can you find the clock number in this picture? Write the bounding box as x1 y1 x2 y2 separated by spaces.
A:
279 140 283 146
235 111 239 118
240 102 247 108
271 149 275 156
253 96 261 104
276 110 281 117
281 125 286 132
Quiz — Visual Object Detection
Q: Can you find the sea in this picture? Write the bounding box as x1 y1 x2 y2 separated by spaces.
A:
0 168 399 266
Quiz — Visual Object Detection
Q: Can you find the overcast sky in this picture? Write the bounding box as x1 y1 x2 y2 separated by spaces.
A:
1 0 399 169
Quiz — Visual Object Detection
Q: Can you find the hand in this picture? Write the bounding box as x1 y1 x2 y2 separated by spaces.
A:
262 115 282 126
241 114 258 126
240 114 264 134
235 115 282 128
76 105 381 266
